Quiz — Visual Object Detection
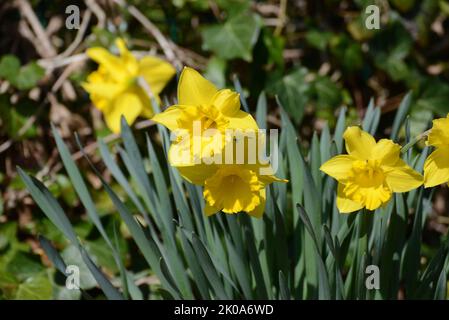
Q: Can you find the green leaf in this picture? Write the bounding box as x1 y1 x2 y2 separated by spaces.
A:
0 96 38 139
0 55 21 82
15 274 52 300
306 30 333 51
190 232 230 299
296 204 331 299
268 68 310 123
15 62 45 90
0 56 44 90
263 31 285 67
278 271 290 300
390 92 412 141
6 251 45 282
255 91 267 129
202 11 262 61
204 56 227 88
18 167 79 245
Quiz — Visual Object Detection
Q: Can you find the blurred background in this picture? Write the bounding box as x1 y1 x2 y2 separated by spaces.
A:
1 0 449 299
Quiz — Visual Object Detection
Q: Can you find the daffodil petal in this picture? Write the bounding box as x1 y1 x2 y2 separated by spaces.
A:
204 203 220 216
104 92 143 133
427 115 449 148
424 146 449 188
227 110 259 131
211 89 241 116
152 105 188 131
247 188 266 218
138 56 176 95
336 184 364 213
178 67 218 106
343 126 376 159
132 88 154 119
259 173 288 184
170 156 219 185
115 38 139 75
385 160 423 192
86 47 129 80
320 155 355 181
372 139 401 165
82 81 124 100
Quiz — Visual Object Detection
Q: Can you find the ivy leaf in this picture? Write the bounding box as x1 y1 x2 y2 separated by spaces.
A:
215 0 251 15
0 95 38 139
0 55 21 82
202 11 262 61
306 30 333 51
15 62 45 90
15 274 53 300
263 31 285 67
267 67 311 123
415 79 449 116
6 251 45 282
0 55 44 90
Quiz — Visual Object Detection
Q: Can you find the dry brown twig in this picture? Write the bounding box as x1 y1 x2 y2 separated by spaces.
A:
16 0 57 57
16 0 76 100
112 0 183 69
85 0 106 28
58 9 92 59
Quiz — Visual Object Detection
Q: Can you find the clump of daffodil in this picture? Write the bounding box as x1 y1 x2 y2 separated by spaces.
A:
424 113 449 188
152 67 286 217
320 127 423 213
83 38 176 133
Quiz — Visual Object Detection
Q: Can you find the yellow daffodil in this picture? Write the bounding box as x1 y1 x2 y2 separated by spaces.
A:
424 114 449 188
320 127 423 213
152 67 259 165
175 162 286 218
83 38 176 133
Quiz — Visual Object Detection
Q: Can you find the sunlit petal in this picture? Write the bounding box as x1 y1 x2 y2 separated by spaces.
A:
343 126 376 159
320 155 355 181
424 146 449 188
385 160 423 192
178 67 218 106
104 92 143 133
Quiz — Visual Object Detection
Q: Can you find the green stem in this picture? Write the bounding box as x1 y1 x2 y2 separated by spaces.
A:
400 130 430 154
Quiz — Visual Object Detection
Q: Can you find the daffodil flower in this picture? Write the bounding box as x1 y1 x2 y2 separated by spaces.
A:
83 38 176 133
424 114 449 188
152 67 259 166
174 162 286 217
320 127 423 213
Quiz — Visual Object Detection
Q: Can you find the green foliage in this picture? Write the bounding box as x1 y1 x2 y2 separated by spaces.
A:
202 11 262 61
0 95 38 139
20 95 448 300
0 55 44 90
2 0 449 301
